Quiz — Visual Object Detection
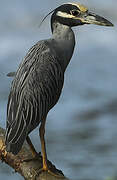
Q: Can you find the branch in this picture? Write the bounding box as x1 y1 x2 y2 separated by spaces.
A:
0 127 70 180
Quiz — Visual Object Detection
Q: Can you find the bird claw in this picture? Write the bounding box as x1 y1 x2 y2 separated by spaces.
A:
21 152 42 162
47 169 65 178
36 167 65 178
21 152 64 178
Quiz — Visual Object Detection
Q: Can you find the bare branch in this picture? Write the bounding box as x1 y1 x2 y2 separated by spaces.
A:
0 127 70 180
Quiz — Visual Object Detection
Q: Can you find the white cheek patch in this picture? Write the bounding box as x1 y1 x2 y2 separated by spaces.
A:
86 16 96 21
56 11 74 18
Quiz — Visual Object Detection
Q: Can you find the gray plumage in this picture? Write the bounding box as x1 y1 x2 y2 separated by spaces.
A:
5 24 75 154
5 3 113 155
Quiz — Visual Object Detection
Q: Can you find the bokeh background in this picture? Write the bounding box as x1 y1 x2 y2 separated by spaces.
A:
0 0 117 180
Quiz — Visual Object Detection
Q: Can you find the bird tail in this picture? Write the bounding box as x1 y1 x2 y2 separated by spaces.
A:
5 130 27 155
5 113 28 155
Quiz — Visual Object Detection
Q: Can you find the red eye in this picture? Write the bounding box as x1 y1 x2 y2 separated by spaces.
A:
71 10 80 16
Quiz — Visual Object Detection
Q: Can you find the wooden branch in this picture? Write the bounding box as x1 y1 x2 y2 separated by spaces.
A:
0 127 70 180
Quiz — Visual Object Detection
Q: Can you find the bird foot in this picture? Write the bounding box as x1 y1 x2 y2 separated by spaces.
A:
37 167 65 178
21 152 42 162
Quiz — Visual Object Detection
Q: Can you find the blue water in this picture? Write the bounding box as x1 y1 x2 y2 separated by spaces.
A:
0 1 117 180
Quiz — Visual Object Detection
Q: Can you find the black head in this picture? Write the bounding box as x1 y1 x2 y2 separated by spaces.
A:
50 2 113 30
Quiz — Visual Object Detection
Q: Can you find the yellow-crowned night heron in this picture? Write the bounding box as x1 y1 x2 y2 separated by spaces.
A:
5 2 113 175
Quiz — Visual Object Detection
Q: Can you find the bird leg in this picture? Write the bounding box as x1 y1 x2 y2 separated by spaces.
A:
38 119 64 178
22 136 41 162
26 136 37 157
39 119 48 170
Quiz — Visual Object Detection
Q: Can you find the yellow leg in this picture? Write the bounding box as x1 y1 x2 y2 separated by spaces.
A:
25 122 64 177
39 119 48 170
39 120 64 178
26 136 37 157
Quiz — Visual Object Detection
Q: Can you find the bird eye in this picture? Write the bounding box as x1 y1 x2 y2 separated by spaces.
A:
71 10 80 16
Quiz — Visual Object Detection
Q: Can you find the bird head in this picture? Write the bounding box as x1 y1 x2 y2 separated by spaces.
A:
50 2 114 28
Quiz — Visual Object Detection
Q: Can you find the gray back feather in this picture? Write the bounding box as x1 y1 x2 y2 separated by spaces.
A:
5 40 64 154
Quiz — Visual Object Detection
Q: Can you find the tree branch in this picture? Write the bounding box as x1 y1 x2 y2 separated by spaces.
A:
0 127 70 180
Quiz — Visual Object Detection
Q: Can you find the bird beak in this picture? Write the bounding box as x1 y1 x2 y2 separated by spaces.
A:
82 11 114 27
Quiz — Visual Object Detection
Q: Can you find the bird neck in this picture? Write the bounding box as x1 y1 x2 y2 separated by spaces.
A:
52 21 74 40
51 21 75 71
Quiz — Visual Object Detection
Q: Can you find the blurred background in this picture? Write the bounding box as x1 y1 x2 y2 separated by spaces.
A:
0 0 117 180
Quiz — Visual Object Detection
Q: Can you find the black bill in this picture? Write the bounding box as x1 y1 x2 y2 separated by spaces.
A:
83 12 114 26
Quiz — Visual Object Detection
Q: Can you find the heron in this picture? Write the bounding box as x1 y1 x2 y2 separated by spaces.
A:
5 2 113 176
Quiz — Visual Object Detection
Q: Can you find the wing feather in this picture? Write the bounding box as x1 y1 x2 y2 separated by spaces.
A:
5 40 64 154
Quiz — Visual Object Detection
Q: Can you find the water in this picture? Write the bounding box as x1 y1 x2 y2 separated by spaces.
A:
0 1 117 180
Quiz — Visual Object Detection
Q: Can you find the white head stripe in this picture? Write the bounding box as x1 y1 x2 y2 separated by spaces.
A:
67 2 88 12
56 11 74 18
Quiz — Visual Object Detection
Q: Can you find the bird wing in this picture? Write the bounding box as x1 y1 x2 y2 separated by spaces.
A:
5 40 64 154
